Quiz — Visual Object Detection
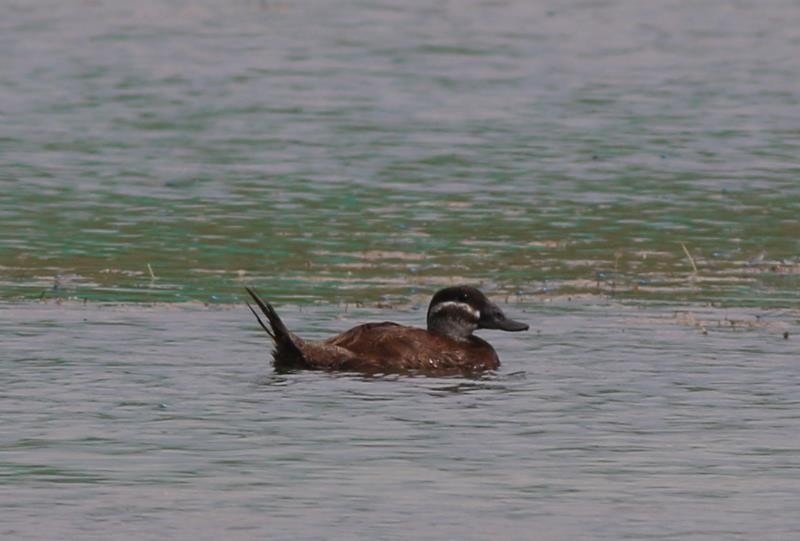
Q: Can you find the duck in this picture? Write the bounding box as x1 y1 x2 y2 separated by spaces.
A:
244 285 528 374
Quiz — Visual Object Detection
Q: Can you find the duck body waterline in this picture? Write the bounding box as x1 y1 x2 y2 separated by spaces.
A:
245 285 528 375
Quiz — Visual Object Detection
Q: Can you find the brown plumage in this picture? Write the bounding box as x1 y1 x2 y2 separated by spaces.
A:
245 285 528 375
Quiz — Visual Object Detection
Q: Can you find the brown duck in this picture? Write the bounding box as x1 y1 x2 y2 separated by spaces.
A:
245 285 528 374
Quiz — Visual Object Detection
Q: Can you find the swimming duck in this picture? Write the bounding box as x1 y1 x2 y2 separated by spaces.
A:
245 285 528 374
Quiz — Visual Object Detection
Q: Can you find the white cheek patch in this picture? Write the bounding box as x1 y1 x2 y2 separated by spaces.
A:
430 301 480 321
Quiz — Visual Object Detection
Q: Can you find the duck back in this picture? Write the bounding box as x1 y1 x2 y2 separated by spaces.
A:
323 323 499 373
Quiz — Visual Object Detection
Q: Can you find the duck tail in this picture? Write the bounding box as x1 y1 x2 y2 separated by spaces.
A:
245 287 307 369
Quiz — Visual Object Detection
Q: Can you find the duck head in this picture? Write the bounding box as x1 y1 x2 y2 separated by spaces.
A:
426 285 529 341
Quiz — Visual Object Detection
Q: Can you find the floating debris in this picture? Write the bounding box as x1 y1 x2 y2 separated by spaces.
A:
680 242 699 276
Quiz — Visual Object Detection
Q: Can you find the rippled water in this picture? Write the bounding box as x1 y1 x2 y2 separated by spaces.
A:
3 301 799 540
3 0 800 305
2 0 800 539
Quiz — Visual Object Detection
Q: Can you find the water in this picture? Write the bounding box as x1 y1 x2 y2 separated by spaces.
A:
3 0 800 305
2 0 800 539
3 301 799 540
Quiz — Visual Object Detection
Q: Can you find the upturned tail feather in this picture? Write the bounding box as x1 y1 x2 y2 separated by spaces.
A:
245 287 307 369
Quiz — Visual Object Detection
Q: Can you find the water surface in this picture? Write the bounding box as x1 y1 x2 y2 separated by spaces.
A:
2 0 800 539
2 0 799 305
3 300 799 540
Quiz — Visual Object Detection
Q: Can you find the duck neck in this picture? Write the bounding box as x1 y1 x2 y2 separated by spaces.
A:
427 315 476 342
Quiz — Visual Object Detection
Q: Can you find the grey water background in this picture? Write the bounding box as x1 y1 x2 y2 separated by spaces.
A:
2 0 800 539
